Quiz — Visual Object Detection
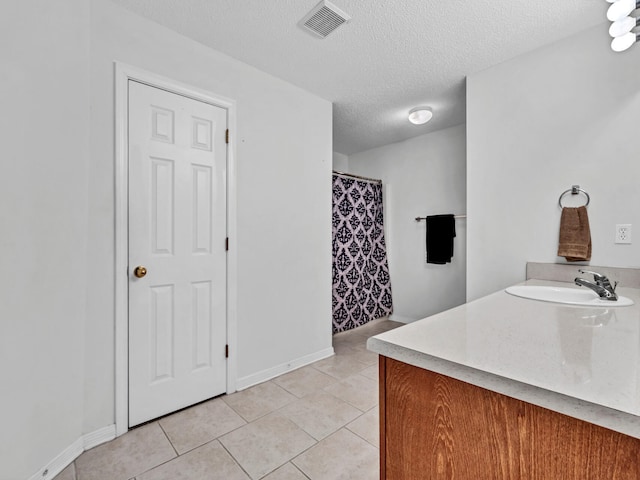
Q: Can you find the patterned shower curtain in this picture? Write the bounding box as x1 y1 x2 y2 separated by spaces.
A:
332 174 393 333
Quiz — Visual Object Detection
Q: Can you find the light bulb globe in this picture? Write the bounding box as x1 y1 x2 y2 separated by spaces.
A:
609 16 637 37
611 32 637 51
607 0 637 21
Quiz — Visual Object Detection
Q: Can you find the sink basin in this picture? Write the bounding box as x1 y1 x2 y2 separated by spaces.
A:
506 285 634 307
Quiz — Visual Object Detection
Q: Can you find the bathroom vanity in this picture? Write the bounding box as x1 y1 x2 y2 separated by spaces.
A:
368 266 640 479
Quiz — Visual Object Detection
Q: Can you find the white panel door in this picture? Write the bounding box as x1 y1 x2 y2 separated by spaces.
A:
128 80 227 427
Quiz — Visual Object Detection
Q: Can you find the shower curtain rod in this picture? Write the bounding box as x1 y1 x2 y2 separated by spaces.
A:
332 170 382 184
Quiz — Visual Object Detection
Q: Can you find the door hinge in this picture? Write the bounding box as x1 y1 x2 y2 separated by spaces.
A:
225 129 229 144
225 237 229 251
225 344 229 358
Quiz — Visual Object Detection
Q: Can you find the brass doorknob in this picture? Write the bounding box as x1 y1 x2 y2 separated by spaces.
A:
133 266 147 278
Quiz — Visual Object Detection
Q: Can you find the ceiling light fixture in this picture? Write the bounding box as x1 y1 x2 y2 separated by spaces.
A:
607 0 639 52
607 0 639 22
408 107 433 125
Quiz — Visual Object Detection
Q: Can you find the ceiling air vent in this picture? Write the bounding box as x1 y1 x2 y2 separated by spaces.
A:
299 0 351 39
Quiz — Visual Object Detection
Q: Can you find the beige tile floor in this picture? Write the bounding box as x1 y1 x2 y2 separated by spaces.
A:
55 318 401 480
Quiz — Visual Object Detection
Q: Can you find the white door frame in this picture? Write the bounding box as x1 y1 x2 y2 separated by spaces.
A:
114 62 237 436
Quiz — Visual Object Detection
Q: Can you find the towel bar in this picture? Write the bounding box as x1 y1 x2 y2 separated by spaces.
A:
415 215 467 221
558 185 590 208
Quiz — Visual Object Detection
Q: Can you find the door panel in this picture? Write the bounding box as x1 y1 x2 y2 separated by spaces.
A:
128 80 227 427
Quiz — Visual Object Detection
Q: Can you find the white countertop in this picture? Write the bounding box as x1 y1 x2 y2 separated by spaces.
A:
367 279 640 439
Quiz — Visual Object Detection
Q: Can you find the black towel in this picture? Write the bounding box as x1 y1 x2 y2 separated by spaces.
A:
426 214 456 264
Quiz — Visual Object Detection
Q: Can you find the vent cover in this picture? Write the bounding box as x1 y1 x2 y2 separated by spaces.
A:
299 1 351 38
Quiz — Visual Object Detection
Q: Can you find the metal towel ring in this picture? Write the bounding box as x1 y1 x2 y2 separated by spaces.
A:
558 185 590 208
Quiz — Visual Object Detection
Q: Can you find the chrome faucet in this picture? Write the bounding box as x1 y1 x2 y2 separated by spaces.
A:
574 269 618 301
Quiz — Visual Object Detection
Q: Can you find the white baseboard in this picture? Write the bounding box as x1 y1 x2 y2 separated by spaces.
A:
236 347 335 391
28 425 116 480
82 424 116 451
389 313 416 324
27 438 83 480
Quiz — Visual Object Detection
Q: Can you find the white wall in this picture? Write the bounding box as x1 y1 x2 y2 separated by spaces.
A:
348 125 467 321
0 1 90 478
1 1 332 477
332 152 349 171
467 24 640 301
87 0 333 425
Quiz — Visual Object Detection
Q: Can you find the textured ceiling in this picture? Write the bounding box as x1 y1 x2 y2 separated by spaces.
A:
109 0 607 155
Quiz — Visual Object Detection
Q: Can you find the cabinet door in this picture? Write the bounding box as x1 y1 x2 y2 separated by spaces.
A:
380 356 640 480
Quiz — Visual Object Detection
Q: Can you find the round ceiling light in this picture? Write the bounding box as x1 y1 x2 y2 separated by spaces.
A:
408 107 433 125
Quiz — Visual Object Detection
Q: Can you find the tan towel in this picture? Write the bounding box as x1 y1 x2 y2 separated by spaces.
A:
558 206 591 262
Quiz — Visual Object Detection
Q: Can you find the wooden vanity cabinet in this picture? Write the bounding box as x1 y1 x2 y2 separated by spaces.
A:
379 356 640 480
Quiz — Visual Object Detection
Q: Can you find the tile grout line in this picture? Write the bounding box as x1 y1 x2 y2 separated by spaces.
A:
344 424 380 450
122 423 187 479
288 427 370 478
258 461 313 480
217 438 254 479
221 381 299 424
220 399 254 423
320 385 377 412
290 461 312 480
267 395 363 444
133 437 244 479
157 421 179 457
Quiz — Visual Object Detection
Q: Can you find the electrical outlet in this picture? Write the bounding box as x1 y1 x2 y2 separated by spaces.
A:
615 224 632 244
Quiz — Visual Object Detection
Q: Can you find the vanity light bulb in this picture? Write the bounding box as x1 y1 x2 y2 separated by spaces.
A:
607 0 639 21
611 32 638 51
609 16 638 37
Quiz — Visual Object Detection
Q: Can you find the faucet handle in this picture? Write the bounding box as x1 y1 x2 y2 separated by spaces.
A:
578 269 607 282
